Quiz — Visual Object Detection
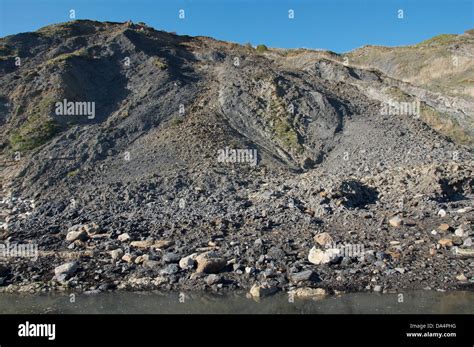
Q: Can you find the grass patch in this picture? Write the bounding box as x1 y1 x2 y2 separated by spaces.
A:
8 96 60 151
420 103 472 145
153 58 168 70
170 117 183 126
45 48 89 66
66 169 80 177
256 44 268 53
416 34 457 47
9 119 59 151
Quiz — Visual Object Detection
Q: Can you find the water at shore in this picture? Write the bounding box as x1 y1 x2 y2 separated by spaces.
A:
0 290 472 314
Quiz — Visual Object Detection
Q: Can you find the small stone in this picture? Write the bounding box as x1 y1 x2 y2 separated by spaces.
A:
288 287 326 298
373 285 382 292
160 264 179 275
314 232 333 247
195 252 227 273
438 238 453 247
438 224 452 232
54 261 78 278
110 248 124 260
249 283 278 298
308 246 340 265
437 209 447 217
245 266 255 274
454 228 465 237
66 228 88 242
205 274 221 286
463 238 472 247
456 273 467 281
290 270 318 283
153 240 173 249
179 253 197 270
389 216 403 227
163 252 180 263
135 254 149 264
144 260 160 269
130 240 154 248
121 253 135 263
118 233 131 242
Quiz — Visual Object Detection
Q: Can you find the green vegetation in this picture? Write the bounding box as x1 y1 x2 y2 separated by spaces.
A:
9 119 59 151
170 117 183 126
420 103 472 145
67 169 80 178
416 34 457 47
153 58 168 70
45 48 89 66
256 44 268 53
8 96 60 151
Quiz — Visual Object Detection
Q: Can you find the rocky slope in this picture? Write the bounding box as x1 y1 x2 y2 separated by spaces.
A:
0 21 472 296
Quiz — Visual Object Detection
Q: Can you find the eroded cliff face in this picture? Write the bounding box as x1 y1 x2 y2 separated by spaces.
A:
0 21 472 294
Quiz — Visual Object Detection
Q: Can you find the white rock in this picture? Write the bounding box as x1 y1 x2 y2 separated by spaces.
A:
454 228 465 237
54 261 78 277
66 228 88 242
110 248 124 260
249 283 278 298
437 209 447 217
388 216 403 227
179 253 197 270
118 233 131 242
288 287 327 298
308 246 340 265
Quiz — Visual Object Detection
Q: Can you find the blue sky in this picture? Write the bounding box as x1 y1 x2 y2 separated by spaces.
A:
0 0 472 52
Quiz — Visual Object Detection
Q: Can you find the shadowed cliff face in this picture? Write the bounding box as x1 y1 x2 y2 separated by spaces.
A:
1 21 471 189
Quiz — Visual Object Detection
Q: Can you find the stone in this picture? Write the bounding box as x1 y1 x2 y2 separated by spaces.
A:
66 228 88 242
290 270 318 283
118 233 131 242
456 273 467 281
454 228 465 237
266 247 285 259
163 252 180 263
144 260 160 269
438 224 452 232
389 216 403 227
195 252 227 273
249 283 278 298
205 274 221 285
437 209 447 217
288 287 327 298
438 238 453 247
308 246 340 265
314 232 333 247
54 261 78 278
130 240 154 248
179 253 197 270
110 248 124 260
463 238 472 247
373 285 382 292
83 222 99 234
153 240 173 249
121 253 135 263
160 264 179 275
134 254 149 264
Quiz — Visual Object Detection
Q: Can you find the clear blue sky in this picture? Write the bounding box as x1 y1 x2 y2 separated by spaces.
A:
0 0 473 52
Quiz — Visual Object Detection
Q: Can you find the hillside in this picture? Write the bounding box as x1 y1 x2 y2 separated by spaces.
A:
0 20 472 295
